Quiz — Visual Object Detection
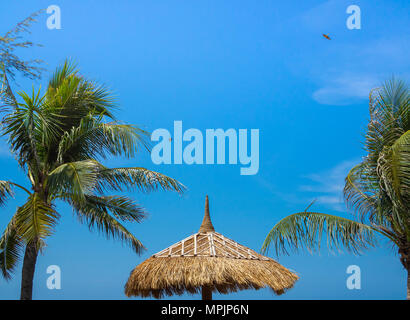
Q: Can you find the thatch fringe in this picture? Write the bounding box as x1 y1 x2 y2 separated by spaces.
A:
125 256 298 298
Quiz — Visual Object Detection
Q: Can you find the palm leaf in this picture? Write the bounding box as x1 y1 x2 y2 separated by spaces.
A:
0 88 61 172
59 193 147 223
377 130 410 235
56 114 149 164
0 180 14 206
67 195 145 254
0 217 23 280
47 160 101 203
0 9 45 82
343 163 381 223
45 60 116 125
47 59 78 91
261 211 377 256
15 193 59 245
82 195 146 222
96 167 186 194
378 130 410 209
0 62 18 110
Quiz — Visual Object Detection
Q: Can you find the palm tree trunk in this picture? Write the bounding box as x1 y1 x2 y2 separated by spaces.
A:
20 241 38 300
399 246 410 300
407 263 410 300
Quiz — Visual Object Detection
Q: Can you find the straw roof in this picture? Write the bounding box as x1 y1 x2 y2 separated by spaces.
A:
125 196 298 299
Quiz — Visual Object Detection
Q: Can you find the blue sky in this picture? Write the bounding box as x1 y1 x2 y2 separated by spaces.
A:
0 0 409 299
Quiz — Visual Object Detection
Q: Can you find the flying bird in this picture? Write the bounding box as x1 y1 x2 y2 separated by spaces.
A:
322 34 331 40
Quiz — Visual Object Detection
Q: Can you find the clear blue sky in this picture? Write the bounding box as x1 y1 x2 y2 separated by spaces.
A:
0 0 409 299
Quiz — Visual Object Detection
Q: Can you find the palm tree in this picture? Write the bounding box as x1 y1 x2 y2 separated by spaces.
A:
0 61 184 300
262 78 409 299
1 10 45 109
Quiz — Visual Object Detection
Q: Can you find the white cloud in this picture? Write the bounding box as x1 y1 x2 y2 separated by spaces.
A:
299 159 359 211
255 160 360 212
286 1 410 106
298 0 348 32
310 35 410 105
312 75 377 105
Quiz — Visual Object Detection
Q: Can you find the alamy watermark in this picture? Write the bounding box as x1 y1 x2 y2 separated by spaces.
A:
346 265 361 290
151 121 259 175
346 5 361 30
46 5 62 30
46 265 61 290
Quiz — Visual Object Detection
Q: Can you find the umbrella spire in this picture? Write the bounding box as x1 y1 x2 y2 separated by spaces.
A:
198 195 215 233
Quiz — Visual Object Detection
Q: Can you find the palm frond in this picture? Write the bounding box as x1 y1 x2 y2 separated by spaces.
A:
0 87 61 171
47 160 101 203
60 193 147 223
0 62 18 110
49 159 185 203
83 195 146 222
343 78 409 230
47 59 78 90
261 211 378 256
45 61 116 125
0 10 45 82
377 130 410 235
344 163 378 222
66 195 145 254
56 114 149 163
0 180 14 206
378 130 410 209
15 193 59 245
96 166 186 194
0 217 23 280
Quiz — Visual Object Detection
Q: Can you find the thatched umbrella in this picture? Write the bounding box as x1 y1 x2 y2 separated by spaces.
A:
125 196 298 300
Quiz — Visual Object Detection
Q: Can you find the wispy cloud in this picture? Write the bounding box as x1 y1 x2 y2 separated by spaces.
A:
310 35 410 105
256 160 360 212
312 74 378 105
311 35 410 105
255 175 306 205
298 0 348 32
299 159 359 211
286 0 410 106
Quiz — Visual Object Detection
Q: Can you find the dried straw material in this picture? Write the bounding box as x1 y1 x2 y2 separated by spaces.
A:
125 196 298 299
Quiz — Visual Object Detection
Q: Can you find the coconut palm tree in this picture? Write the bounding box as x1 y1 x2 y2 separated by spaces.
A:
0 61 184 300
262 78 409 299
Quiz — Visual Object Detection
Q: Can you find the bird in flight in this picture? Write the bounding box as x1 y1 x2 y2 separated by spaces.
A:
322 34 331 40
